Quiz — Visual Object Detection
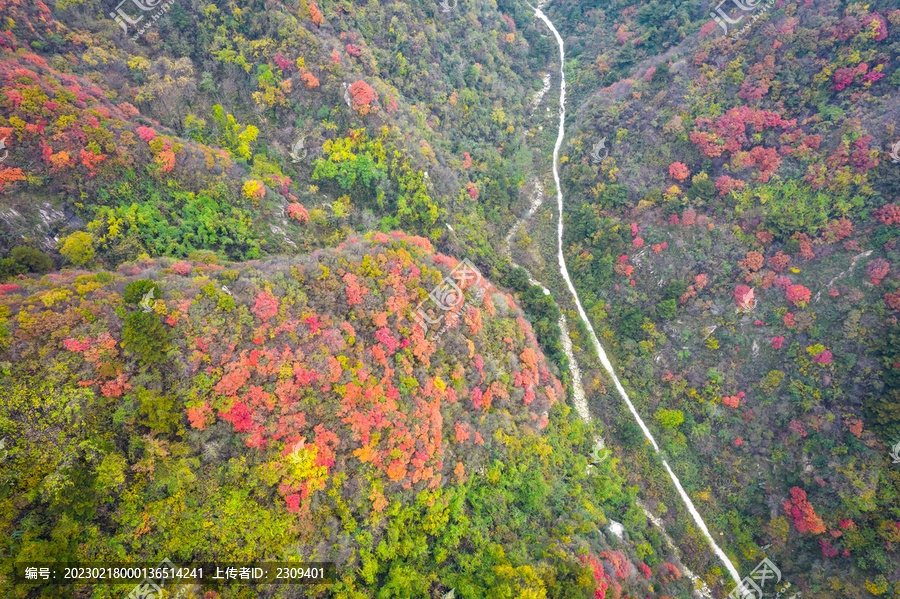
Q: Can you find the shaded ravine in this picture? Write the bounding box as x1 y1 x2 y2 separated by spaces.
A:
527 2 743 591
503 180 598 434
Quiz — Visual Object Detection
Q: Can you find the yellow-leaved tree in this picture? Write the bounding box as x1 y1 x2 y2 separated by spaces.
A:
59 231 95 266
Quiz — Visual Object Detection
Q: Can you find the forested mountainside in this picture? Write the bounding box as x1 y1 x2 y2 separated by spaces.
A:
1 234 695 599
541 0 900 596
0 0 559 262
1 0 899 596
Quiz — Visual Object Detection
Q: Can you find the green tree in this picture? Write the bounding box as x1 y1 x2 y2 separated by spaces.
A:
657 298 677 320
122 311 170 366
649 62 670 87
0 246 55 279
8 246 54 274
662 280 687 301
735 180 839 239
123 280 162 305
655 408 684 429
504 267 531 293
783 238 802 255
686 177 715 203
134 387 181 434
619 308 644 340
95 453 129 494
210 104 259 160
865 323 900 442
598 184 629 210
644 188 663 205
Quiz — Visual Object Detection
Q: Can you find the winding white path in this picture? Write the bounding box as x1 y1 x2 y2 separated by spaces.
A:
504 181 713 599
526 2 743 591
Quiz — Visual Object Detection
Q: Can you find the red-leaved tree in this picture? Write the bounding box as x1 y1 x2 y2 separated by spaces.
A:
786 284 811 306
349 81 378 115
287 203 310 224
865 258 890 284
715 175 746 197
252 291 279 321
874 203 900 226
783 486 825 534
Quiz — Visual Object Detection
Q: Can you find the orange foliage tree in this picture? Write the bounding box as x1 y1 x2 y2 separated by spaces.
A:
783 486 825 534
668 161 690 181
308 1 323 25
